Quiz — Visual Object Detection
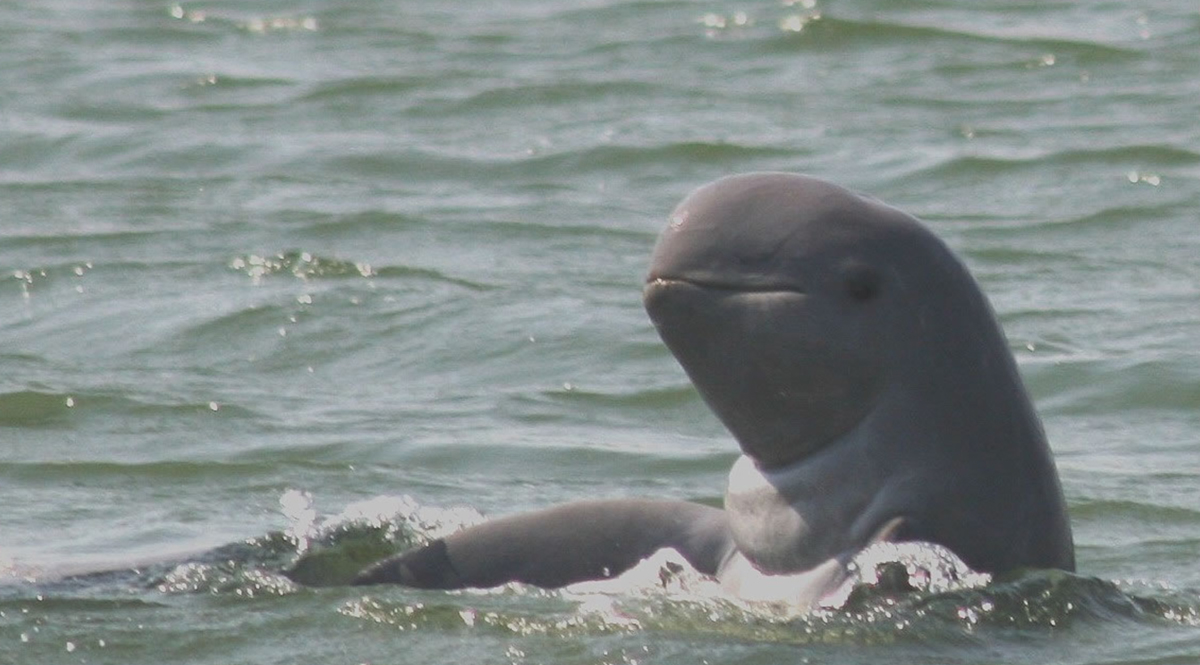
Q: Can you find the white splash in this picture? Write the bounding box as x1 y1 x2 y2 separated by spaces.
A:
819 540 993 609
279 489 318 554
281 490 486 551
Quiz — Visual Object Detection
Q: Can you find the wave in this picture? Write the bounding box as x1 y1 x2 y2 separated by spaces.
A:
8 492 1199 642
906 145 1200 182
0 390 75 427
762 13 1143 62
1029 356 1200 416
0 388 262 431
314 140 800 187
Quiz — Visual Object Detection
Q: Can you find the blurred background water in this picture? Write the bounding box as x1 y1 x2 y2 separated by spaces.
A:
1 1 1199 663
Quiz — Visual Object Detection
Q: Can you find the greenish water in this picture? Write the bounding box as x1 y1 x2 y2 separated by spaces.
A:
2 1 1199 663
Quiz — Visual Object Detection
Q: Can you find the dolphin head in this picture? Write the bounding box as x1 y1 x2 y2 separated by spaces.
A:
643 173 983 470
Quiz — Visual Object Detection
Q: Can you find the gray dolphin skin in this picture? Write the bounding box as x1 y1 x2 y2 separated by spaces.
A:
352 173 1074 602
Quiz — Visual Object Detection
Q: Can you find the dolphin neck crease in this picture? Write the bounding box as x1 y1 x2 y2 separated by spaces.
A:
724 421 898 575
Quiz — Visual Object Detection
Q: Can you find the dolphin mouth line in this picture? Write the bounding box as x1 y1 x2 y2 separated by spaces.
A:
645 276 806 295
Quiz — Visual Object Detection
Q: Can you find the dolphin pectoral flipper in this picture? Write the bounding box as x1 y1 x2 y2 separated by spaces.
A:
353 499 733 589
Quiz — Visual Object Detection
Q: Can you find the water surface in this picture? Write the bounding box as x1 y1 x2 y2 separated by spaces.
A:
2 1 1199 663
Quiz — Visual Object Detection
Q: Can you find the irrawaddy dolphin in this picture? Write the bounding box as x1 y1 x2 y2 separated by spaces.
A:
352 173 1075 605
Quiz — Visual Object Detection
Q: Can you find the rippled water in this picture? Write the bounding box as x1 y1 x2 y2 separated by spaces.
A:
2 1 1199 663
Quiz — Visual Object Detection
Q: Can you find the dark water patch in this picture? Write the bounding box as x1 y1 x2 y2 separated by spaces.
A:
372 266 492 292
228 440 418 469
907 145 1200 184
492 371 724 444
763 13 1141 60
0 173 236 197
93 19 223 47
0 590 163 613
397 439 729 484
619 338 686 362
443 215 654 244
0 176 247 251
997 319 1096 356
1029 355 1200 417
54 94 174 125
64 18 228 51
285 208 423 235
160 298 330 369
503 383 701 426
0 130 88 174
1022 203 1187 234
12 4 228 47
0 351 48 369
0 390 75 427
2 256 208 310
313 140 798 184
1087 539 1200 597
174 74 303 113
893 154 1051 184
180 72 296 91
417 79 679 115
963 244 1094 268
550 0 697 26
299 72 463 104
574 28 718 64
530 384 700 412
108 140 261 177
529 141 801 175
1052 144 1200 167
0 386 264 440
315 149 486 182
1009 335 1089 361
919 571 1158 628
289 205 644 259
1071 500 1200 527
0 460 276 484
91 393 261 423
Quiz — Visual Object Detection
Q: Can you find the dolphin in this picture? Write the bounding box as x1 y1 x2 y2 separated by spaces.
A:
352 173 1074 605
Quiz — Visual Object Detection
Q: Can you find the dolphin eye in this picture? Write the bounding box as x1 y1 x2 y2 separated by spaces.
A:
842 262 881 302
